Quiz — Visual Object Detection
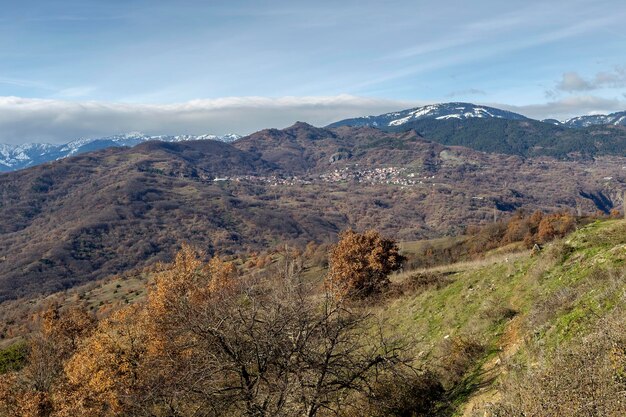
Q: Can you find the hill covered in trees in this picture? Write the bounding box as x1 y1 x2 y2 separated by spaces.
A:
331 115 626 159
1 123 626 301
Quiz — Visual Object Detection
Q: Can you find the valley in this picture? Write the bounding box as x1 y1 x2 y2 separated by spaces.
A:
3 2 625 415
2 119 626 301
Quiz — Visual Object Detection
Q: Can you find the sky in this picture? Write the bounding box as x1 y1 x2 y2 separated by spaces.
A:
1 0 626 144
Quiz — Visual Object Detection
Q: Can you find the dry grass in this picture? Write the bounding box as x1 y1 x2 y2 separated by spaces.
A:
391 250 528 283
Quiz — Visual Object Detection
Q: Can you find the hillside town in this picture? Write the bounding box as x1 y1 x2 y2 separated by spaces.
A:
217 166 432 187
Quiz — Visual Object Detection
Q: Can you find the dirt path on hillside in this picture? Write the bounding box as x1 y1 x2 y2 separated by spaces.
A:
459 315 524 417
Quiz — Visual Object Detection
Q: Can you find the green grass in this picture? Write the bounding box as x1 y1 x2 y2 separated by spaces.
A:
376 219 626 415
0 341 27 374
2 219 623 415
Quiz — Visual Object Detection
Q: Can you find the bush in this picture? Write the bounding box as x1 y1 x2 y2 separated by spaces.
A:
437 336 485 387
0 342 27 374
404 271 453 293
492 315 626 417
365 371 447 417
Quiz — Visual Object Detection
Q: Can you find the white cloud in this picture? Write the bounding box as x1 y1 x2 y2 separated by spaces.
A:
0 95 416 145
556 67 626 92
556 72 593 92
2 93 624 145
496 95 626 120
594 66 626 87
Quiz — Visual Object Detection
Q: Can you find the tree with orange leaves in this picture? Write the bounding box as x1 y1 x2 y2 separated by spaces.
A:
326 230 405 299
60 305 151 417
1 243 412 417
0 305 95 417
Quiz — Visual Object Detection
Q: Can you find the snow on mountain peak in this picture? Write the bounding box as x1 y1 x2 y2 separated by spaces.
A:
0 132 243 172
327 102 529 129
563 111 626 128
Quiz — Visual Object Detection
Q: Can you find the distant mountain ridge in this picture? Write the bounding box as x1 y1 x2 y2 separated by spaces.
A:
4 102 626 173
327 102 529 129
2 122 625 301
328 103 626 159
563 110 626 128
0 132 242 172
328 102 626 130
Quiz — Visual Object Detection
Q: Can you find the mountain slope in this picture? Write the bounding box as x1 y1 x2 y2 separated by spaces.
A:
386 118 626 158
2 212 623 416
379 219 626 416
232 122 427 174
0 132 242 172
564 110 626 128
0 140 280 300
326 102 529 129
329 104 626 158
1 124 626 301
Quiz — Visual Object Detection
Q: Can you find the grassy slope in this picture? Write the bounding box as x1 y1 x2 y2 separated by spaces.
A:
2 220 624 414
379 219 626 415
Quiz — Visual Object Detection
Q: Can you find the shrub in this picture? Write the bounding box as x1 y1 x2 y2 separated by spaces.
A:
365 370 447 417
0 342 28 374
437 336 485 387
405 271 453 293
492 315 626 417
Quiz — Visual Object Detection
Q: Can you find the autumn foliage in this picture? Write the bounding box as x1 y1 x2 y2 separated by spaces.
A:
0 242 414 417
326 230 405 299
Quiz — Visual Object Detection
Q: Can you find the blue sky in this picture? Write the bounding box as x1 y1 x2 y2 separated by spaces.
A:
1 0 626 143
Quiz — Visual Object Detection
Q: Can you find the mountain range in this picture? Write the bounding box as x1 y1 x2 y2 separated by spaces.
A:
326 103 529 128
0 132 241 172
2 103 626 173
560 110 626 128
328 103 626 129
1 121 625 301
330 103 626 159
2 102 626 300
328 102 626 129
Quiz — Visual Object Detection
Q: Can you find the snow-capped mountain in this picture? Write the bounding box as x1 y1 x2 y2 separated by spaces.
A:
563 111 626 128
0 132 242 172
327 102 529 128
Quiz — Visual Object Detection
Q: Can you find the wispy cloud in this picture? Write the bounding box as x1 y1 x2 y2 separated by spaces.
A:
446 88 486 98
0 76 55 91
384 4 538 61
352 13 626 92
0 75 97 98
56 86 98 98
0 95 415 145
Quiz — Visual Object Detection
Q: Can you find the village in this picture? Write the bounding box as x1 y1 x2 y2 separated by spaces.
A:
213 166 436 187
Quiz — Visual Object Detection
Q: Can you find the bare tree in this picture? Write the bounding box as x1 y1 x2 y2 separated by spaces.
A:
145 247 411 417
1 246 415 417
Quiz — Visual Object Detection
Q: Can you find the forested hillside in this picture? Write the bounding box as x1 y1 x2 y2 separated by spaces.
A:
328 103 626 159
1 123 626 301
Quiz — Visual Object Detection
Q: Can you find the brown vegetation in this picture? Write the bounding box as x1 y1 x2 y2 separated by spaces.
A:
1 123 625 301
404 210 579 270
0 244 419 417
326 230 405 299
489 314 626 417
